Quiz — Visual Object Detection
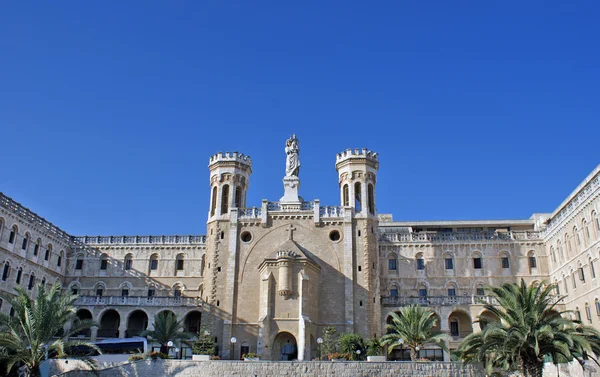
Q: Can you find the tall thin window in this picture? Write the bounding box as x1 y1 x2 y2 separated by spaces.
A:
9 226 17 244
390 287 398 298
388 258 397 271
75 255 83 270
176 254 185 271
596 299 600 316
416 257 425 270
174 287 182 297
583 219 590 242
418 286 427 297
22 233 29 250
100 254 108 270
576 308 582 322
33 240 40 256
234 186 242 208
57 251 63 267
473 255 482 269
528 252 537 269
566 234 572 255
15 267 22 284
2 262 10 281
45 244 51 261
150 254 158 272
354 182 362 212
501 253 510 269
476 285 485 296
147 288 155 298
551 247 557 264
448 287 456 296
558 240 564 260
124 254 133 271
342 184 349 207
591 258 596 279
210 186 217 216
28 274 35 290
445 257 454 270
367 184 375 214
586 303 592 323
221 185 229 214
572 271 577 288
450 319 459 337
574 226 582 247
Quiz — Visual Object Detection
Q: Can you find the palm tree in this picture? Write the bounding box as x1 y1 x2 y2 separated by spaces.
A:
0 284 99 377
380 304 449 361
141 311 195 355
457 279 600 377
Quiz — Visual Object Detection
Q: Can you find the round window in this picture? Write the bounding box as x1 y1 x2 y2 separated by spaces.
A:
329 230 341 242
241 231 253 243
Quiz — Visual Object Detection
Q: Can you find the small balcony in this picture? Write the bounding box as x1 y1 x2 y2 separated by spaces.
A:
381 295 498 307
74 295 203 307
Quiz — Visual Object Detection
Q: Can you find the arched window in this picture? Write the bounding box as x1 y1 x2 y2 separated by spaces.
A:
33 239 40 256
28 273 35 290
70 283 80 295
342 184 349 207
173 284 183 297
585 303 592 323
367 184 375 214
388 255 397 271
558 240 564 261
9 225 17 244
41 277 46 286
593 211 600 237
575 308 582 322
221 184 229 214
472 252 482 270
210 186 217 217
596 298 600 316
149 253 159 272
565 234 572 255
15 267 22 284
45 244 52 261
449 318 459 337
354 182 362 212
75 253 83 270
57 251 63 267
500 251 510 269
176 254 185 272
554 279 560 295
147 286 156 298
578 263 586 283
590 257 597 280
563 275 569 293
583 219 591 243
415 253 425 271
22 232 30 250
572 269 577 289
418 284 427 297
95 283 105 297
390 285 399 298
528 251 537 270
1 262 10 281
100 254 108 270
124 254 133 271
475 284 485 296
447 283 457 297
550 246 557 264
234 186 242 208
574 226 582 247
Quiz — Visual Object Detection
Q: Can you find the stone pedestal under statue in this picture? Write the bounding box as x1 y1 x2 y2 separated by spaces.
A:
280 176 301 204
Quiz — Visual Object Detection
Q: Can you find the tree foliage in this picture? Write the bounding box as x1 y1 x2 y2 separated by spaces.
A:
339 333 366 360
0 284 99 377
457 279 600 377
320 326 339 358
380 304 449 361
191 324 215 355
140 311 195 355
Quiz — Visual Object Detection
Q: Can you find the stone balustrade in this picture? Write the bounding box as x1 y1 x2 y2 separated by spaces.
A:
72 235 207 245
379 230 543 243
74 295 203 307
381 295 498 307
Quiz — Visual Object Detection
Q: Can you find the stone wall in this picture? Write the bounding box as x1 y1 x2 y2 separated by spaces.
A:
54 360 484 377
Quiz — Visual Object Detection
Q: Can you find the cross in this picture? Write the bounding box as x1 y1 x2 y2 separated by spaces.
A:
286 224 296 241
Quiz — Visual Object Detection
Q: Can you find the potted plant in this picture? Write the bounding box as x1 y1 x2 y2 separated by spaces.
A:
192 325 216 361
366 337 386 362
243 352 261 361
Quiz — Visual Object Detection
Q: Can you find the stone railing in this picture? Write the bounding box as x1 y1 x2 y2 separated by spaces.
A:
545 172 600 234
74 295 203 307
0 192 72 242
72 235 207 245
379 231 543 243
320 205 344 218
238 207 262 219
381 295 498 307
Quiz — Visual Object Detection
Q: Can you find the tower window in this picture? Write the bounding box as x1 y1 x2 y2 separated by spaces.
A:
234 186 242 208
367 184 375 214
221 185 230 214
100 255 108 270
388 258 397 271
16 268 22 284
342 184 349 207
28 274 35 290
354 182 362 212
9 226 17 244
33 240 40 256
2 262 10 281
210 186 217 216
75 256 83 270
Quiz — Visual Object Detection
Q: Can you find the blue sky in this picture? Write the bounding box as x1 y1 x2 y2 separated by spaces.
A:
1 1 599 235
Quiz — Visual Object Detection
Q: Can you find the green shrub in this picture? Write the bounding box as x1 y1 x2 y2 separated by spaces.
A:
366 337 383 356
339 333 365 360
191 325 216 355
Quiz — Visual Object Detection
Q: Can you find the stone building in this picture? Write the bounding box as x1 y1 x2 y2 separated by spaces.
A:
0 135 599 362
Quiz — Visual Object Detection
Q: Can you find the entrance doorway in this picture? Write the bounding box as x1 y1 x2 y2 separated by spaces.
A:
273 332 298 361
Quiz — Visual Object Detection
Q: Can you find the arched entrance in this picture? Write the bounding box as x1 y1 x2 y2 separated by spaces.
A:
127 310 148 337
184 311 202 334
99 309 120 338
273 332 297 361
74 309 93 337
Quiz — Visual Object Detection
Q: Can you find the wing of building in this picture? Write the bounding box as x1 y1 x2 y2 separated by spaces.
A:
1 139 599 361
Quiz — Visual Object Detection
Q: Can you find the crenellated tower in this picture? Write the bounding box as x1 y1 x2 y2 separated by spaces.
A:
335 148 381 338
205 152 252 354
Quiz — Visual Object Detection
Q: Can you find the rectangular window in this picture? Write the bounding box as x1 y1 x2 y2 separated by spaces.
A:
390 289 398 298
100 259 107 270
8 231 15 244
121 289 129 297
473 258 482 269
448 288 456 297
176 259 184 271
450 321 459 337
75 259 83 270
44 249 50 261
22 238 27 250
416 259 425 270
388 259 397 271
148 289 155 298
476 287 485 296
96 288 103 297
501 257 510 269
528 257 537 269
125 259 132 270
418 288 427 297
151 259 158 270
445 258 453 270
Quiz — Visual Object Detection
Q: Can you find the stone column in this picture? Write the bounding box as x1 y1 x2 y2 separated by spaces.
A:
90 327 98 342
118 320 127 339
343 208 355 333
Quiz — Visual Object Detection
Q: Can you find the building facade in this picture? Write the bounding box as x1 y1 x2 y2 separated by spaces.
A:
1 136 599 361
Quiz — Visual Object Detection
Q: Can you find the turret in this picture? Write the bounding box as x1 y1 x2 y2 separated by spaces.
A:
335 148 379 216
207 152 252 220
